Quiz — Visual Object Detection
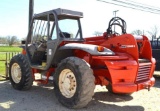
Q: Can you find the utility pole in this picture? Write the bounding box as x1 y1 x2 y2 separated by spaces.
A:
113 10 119 32
29 0 34 30
113 10 119 17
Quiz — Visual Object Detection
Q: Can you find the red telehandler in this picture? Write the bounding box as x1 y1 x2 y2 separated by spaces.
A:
9 8 155 108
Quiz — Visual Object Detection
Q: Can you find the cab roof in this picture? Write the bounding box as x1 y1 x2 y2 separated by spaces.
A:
33 8 83 21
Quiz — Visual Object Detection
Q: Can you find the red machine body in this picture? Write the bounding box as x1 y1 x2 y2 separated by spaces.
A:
23 32 155 94
84 33 155 93
10 8 156 108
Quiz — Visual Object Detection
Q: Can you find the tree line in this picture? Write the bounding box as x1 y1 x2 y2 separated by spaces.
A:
93 25 160 40
0 25 159 46
0 36 20 46
131 25 159 39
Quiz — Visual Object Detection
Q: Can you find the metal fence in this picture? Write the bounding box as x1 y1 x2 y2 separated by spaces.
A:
150 38 160 71
150 38 160 49
0 52 20 80
152 49 160 71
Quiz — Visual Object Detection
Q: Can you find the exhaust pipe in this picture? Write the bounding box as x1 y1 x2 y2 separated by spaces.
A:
29 0 34 30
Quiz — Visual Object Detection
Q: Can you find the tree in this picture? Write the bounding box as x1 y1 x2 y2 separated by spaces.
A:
93 31 103 36
131 30 143 35
6 36 18 46
147 25 159 39
0 37 7 44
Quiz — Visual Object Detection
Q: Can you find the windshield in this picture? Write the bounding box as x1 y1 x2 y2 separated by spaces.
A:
31 17 82 41
58 19 81 39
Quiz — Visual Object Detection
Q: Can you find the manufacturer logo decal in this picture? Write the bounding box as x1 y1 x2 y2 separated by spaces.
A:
120 45 135 48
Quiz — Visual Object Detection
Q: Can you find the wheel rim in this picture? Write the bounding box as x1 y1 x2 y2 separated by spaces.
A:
59 69 77 98
11 63 22 83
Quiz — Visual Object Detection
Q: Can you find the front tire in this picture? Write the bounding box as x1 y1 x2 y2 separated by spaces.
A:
54 57 95 108
9 54 33 90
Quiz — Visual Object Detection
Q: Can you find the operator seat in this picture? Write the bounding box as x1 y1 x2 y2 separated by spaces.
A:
60 32 71 38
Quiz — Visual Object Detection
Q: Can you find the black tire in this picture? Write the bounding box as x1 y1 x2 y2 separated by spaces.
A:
54 57 95 108
9 54 33 90
106 83 113 93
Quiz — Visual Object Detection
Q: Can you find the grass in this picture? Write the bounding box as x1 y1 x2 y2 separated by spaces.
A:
0 61 6 79
0 46 21 80
0 53 8 80
0 46 21 52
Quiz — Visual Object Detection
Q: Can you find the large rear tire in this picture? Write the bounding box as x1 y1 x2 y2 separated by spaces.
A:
54 57 95 108
9 54 33 90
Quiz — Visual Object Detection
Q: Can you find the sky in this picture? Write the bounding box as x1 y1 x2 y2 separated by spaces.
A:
0 0 160 39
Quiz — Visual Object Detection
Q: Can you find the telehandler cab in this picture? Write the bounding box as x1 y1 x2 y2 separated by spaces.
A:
9 8 155 108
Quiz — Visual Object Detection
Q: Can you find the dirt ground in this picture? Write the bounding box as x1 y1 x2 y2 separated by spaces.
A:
0 73 160 111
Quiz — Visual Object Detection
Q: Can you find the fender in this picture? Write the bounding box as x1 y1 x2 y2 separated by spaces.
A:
59 43 115 56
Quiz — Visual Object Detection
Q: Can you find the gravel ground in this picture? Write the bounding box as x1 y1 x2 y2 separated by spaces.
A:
0 73 160 111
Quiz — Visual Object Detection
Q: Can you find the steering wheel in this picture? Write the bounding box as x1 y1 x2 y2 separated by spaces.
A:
106 17 127 36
